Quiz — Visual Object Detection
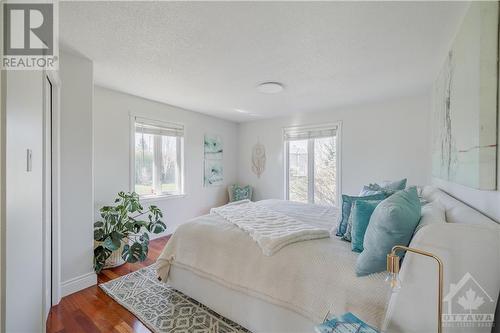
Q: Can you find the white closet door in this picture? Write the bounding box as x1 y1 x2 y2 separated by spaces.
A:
6 71 45 333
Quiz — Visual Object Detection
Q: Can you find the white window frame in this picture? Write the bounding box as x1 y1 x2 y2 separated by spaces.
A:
130 115 186 201
283 121 342 206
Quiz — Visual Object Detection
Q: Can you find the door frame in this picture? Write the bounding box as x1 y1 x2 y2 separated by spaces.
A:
43 70 62 314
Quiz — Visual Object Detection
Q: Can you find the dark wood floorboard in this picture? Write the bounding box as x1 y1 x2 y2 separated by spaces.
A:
47 235 171 333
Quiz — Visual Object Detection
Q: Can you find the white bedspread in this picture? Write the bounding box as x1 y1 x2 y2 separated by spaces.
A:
157 200 391 328
210 200 331 255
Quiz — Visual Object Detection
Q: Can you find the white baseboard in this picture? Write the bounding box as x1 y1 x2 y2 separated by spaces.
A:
61 271 97 297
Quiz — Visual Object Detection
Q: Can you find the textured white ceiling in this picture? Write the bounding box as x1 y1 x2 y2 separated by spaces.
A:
60 1 468 122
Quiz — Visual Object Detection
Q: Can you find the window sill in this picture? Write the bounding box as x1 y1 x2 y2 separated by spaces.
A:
139 193 186 203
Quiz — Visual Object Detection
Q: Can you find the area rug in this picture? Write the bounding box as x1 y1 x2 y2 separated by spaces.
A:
100 264 250 333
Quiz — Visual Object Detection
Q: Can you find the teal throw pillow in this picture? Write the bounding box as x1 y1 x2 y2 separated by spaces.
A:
355 187 421 276
336 193 388 237
350 199 382 253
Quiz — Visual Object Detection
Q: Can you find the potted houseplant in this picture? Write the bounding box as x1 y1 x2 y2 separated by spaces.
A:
93 191 166 273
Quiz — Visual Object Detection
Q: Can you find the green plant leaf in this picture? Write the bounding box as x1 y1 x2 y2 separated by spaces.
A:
123 221 136 232
141 241 149 259
94 245 112 273
122 242 146 263
103 234 121 251
139 232 150 246
121 244 130 259
129 201 139 213
133 220 149 231
110 230 122 242
149 205 164 219
93 228 106 241
100 206 111 213
149 221 166 234
94 221 104 228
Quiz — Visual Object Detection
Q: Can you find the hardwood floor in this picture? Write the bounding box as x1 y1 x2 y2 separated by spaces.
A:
47 235 170 333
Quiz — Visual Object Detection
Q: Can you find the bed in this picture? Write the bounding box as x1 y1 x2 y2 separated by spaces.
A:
157 199 391 332
157 190 500 333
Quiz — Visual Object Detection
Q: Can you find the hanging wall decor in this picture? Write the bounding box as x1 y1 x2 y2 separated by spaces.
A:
431 2 498 190
204 134 224 186
251 142 266 178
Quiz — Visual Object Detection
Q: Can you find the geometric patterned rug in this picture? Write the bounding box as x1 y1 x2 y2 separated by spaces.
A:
100 264 250 333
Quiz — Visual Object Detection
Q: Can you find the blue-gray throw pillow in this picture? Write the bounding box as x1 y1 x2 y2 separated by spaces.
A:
230 185 253 202
378 178 407 191
342 214 354 242
355 187 421 276
359 178 407 196
359 186 384 196
351 199 383 253
336 193 388 237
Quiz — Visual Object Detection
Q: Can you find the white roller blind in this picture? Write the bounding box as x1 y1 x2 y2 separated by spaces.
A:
284 124 337 141
135 117 184 137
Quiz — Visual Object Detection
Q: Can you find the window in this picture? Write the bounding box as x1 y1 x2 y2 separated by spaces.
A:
284 123 340 206
133 117 184 198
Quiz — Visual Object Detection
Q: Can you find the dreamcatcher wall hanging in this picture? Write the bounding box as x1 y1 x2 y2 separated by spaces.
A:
251 141 266 178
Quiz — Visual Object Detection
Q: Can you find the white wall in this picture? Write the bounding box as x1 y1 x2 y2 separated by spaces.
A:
93 86 239 235
238 93 432 201
59 51 96 295
0 38 4 331
0 7 4 328
5 71 45 332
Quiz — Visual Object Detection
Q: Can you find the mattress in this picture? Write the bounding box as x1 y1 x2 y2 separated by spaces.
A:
169 264 316 333
157 200 391 331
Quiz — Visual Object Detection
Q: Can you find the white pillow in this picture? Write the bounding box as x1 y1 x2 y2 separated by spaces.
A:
414 201 446 233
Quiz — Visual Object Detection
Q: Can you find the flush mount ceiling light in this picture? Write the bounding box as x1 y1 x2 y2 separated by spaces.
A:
235 109 260 117
256 82 284 94
235 109 250 114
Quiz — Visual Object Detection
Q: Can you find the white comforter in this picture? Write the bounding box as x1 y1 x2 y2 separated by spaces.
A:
210 200 331 255
157 200 391 328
